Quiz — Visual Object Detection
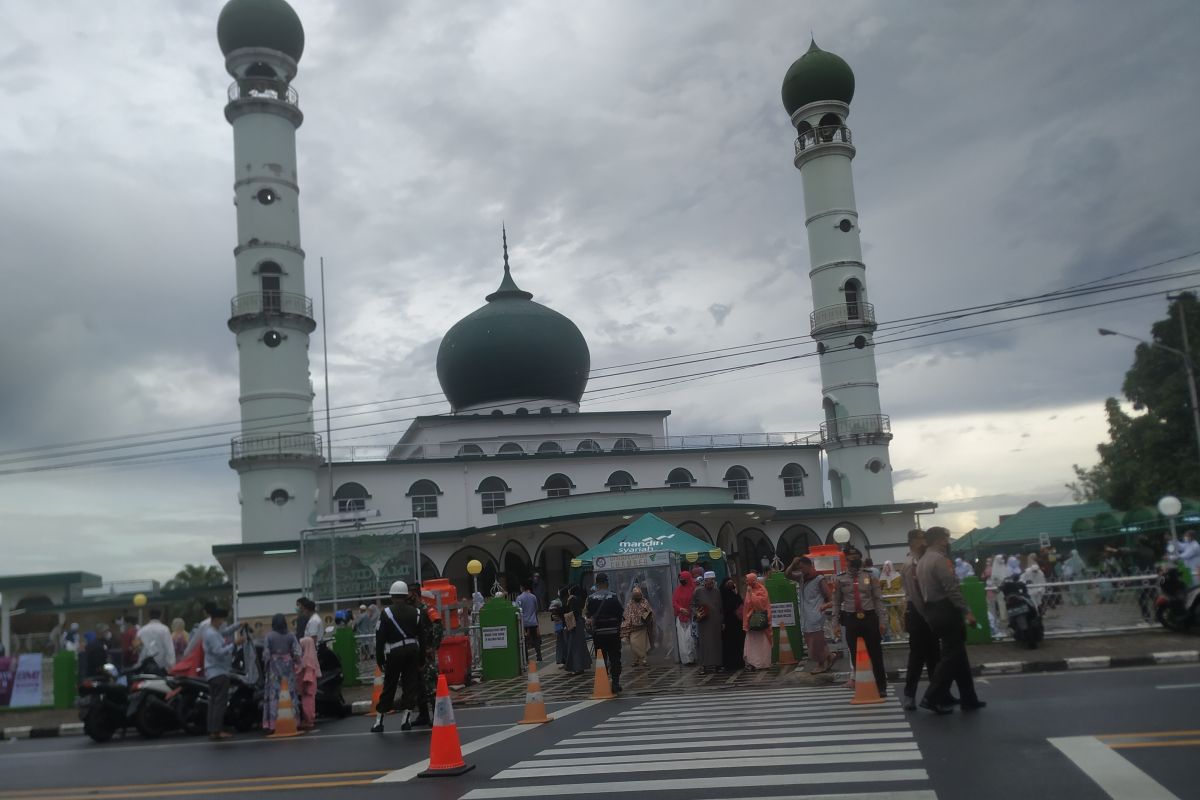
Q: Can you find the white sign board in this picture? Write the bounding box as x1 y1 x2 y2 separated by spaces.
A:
10 654 42 707
481 626 509 651
1038 532 1051 548
770 602 796 627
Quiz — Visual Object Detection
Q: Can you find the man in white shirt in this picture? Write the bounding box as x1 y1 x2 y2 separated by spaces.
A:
134 609 175 672
298 597 324 640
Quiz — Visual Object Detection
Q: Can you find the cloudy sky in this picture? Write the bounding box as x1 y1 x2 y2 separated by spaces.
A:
2 0 1198 583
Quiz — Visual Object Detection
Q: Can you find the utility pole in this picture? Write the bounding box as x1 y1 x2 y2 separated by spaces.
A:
1167 294 1200 465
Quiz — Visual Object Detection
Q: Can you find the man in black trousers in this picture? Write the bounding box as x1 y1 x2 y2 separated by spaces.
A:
832 546 887 698
585 573 625 693
916 527 986 714
901 529 940 710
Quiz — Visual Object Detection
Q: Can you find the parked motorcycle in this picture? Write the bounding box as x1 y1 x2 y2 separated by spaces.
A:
1155 564 1200 632
1001 576 1044 648
78 662 165 743
315 640 352 719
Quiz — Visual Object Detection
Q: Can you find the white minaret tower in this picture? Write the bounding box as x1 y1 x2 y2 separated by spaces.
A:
783 40 894 507
218 0 320 545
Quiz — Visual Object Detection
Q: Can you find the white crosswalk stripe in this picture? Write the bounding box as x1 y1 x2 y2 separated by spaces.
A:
460 686 937 800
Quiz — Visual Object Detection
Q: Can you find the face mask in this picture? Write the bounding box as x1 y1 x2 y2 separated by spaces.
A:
848 558 863 569
679 579 688 585
632 594 642 602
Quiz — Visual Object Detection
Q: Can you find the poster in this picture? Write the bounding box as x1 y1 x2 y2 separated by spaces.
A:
770 602 797 627
482 626 508 650
0 654 42 708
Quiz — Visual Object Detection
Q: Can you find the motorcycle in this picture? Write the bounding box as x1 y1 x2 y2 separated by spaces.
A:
1000 576 1044 648
131 671 261 738
1155 564 1200 632
78 661 165 743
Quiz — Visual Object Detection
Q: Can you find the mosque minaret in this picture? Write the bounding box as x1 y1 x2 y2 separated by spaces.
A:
783 40 895 507
218 0 321 544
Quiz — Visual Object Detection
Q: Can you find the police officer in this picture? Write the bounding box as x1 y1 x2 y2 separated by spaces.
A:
585 573 625 692
409 582 443 728
371 580 429 733
832 545 887 697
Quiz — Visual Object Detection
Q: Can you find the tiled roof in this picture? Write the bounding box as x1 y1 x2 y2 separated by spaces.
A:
952 501 1113 552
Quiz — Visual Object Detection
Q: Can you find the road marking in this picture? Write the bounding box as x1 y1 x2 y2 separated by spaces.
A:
495 749 923 779
0 771 386 800
462 769 932 798
1049 735 1180 800
373 698 602 783
515 741 919 768
591 708 902 731
616 698 858 718
1155 683 1200 690
568 720 912 745
1107 739 1200 749
636 688 847 705
545 730 914 753
1098 730 1200 739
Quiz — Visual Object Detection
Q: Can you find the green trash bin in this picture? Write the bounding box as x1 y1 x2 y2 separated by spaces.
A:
332 626 359 686
961 576 992 644
764 571 805 664
54 650 78 709
479 597 522 680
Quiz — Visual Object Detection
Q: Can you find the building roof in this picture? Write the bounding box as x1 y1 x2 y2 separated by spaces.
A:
952 501 1114 553
217 0 305 61
0 571 102 592
576 514 721 563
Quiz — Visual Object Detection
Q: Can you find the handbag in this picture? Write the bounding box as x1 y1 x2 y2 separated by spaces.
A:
564 611 577 631
748 610 769 631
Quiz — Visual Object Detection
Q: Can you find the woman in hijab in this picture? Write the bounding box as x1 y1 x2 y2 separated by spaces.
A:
1021 555 1047 611
263 613 300 734
170 618 189 659
621 586 654 667
1062 549 1088 605
741 573 772 671
296 636 321 730
1007 555 1021 578
550 587 569 665
878 561 903 639
672 571 697 666
563 585 591 675
691 572 723 674
986 555 1009 634
954 558 974 582
719 577 745 672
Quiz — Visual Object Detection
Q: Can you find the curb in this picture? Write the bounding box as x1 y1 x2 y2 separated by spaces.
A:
1 722 83 741
879 649 1200 680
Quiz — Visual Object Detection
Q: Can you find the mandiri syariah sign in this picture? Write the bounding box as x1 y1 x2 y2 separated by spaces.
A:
614 534 677 555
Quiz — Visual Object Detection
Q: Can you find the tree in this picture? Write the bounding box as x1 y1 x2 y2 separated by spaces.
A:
1069 292 1200 508
163 564 226 591
162 564 231 627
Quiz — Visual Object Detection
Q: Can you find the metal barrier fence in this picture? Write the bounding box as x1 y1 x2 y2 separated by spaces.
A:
871 573 1160 643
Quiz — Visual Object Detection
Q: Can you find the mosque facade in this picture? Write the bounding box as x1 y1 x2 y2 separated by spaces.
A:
208 0 934 619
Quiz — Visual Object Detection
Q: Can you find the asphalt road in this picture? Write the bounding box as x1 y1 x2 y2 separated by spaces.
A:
0 664 1196 799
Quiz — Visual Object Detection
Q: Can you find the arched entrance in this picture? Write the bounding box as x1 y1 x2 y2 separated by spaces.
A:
777 525 821 564
736 528 774 575
716 523 735 558
677 520 711 543
825 521 871 557
534 532 586 598
442 546 499 599
499 540 534 598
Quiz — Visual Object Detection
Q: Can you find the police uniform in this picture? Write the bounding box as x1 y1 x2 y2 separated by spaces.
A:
832 560 887 695
413 588 443 726
373 596 429 731
585 575 625 691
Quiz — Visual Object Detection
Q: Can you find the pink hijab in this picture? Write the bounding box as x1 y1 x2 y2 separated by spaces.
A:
299 636 321 679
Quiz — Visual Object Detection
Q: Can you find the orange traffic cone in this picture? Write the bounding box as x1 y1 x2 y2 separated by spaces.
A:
419 674 475 778
849 639 884 705
519 659 553 724
776 626 798 666
591 649 615 700
366 665 383 715
268 677 304 737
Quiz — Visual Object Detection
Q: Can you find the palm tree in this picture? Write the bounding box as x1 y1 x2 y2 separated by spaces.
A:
164 564 226 591
163 564 230 627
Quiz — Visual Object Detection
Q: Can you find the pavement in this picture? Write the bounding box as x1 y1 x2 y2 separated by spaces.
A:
3 628 1195 737
0 662 1196 799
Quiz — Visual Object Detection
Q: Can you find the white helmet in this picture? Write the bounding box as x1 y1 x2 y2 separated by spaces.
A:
389 580 409 596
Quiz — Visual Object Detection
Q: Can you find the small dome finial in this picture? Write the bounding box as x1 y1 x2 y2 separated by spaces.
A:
487 225 533 302
502 223 510 273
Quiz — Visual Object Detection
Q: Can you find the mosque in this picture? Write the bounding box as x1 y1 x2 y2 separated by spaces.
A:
207 0 934 620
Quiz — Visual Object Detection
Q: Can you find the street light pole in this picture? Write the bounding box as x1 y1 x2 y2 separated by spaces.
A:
1099 327 1200 466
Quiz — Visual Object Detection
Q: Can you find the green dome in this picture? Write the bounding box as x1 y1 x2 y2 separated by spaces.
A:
436 261 590 413
217 0 305 62
781 39 855 115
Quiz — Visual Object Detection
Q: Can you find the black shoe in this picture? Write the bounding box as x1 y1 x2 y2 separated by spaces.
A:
947 695 961 706
901 695 917 711
612 680 622 693
414 714 432 727
961 700 987 711
371 722 384 733
919 698 953 715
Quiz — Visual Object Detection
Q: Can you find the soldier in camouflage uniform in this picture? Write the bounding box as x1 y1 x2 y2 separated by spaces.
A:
409 582 443 727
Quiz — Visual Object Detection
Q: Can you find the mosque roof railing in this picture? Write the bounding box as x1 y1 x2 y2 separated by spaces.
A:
325 431 823 463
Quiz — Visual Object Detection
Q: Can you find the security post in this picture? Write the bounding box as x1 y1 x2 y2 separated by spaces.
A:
479 595 521 680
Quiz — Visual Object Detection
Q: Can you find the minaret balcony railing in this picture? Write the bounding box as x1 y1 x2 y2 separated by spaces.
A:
820 414 892 446
794 125 852 155
227 78 299 107
229 291 316 333
230 432 323 465
810 302 876 336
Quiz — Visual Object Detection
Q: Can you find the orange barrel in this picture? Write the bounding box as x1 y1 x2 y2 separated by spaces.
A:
438 634 471 686
423 578 460 630
808 544 846 575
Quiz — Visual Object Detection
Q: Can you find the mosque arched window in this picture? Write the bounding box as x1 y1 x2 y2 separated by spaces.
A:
333 481 370 513
723 465 752 500
477 477 510 515
456 443 485 458
258 261 282 312
406 479 441 519
796 120 815 150
844 278 863 322
613 438 640 452
666 468 696 488
606 471 636 492
575 439 602 454
537 441 563 454
498 442 525 456
542 473 575 499
779 463 807 497
818 112 843 141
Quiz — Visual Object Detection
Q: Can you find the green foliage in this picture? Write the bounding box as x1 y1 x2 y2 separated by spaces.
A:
1071 292 1200 508
162 564 230 627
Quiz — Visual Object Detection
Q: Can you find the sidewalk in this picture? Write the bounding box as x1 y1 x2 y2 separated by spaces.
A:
6 629 1196 737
